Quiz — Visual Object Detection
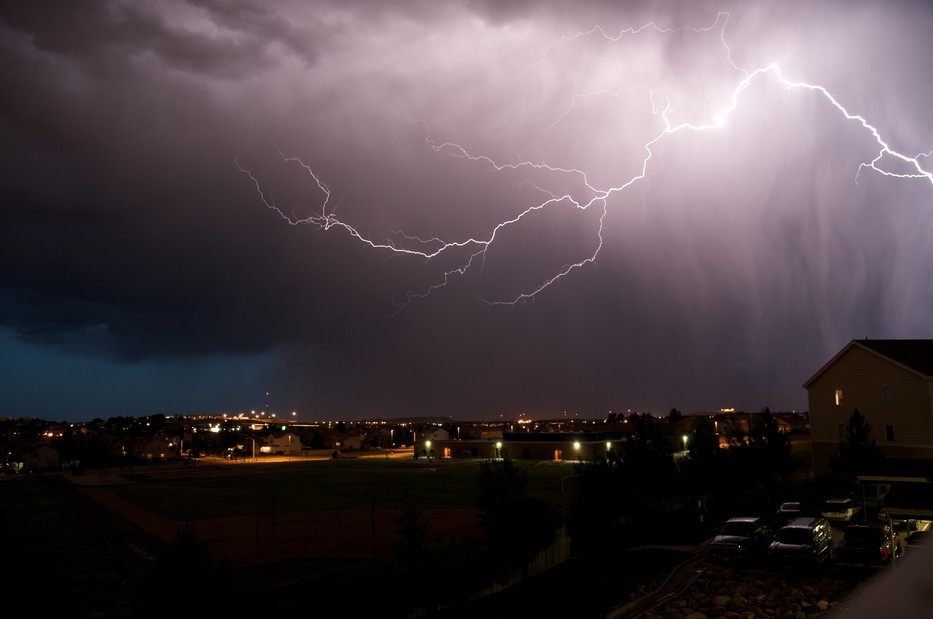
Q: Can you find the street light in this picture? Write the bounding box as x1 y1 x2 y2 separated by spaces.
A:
682 434 689 452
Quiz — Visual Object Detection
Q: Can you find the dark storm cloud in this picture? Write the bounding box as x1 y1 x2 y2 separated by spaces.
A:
0 0 322 78
1 0 931 420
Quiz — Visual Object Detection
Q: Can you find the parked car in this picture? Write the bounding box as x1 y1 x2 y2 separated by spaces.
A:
769 517 834 567
834 514 901 567
821 498 861 524
777 501 804 522
905 530 928 550
710 516 779 563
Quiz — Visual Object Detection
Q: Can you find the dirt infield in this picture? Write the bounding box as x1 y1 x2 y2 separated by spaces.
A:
80 481 480 566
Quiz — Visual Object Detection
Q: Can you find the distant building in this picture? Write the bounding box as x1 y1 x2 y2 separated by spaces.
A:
26 445 59 471
334 434 362 451
422 432 624 461
112 437 176 461
265 431 303 456
803 339 933 476
421 427 450 442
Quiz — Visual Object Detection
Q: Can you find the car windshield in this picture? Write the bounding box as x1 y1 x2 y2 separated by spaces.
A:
721 521 756 536
824 501 850 511
778 528 813 545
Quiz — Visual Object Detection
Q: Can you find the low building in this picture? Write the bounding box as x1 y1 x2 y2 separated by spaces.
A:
265 431 303 456
112 437 176 461
26 445 59 470
422 432 624 461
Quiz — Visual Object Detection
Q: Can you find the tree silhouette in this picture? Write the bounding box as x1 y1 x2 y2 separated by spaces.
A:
139 522 232 616
748 407 792 485
830 408 884 480
394 503 430 573
681 415 723 492
569 456 627 565
475 450 557 567
623 413 676 486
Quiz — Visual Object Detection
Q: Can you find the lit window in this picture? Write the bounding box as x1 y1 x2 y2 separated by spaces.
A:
885 424 895 442
882 385 892 403
834 389 844 406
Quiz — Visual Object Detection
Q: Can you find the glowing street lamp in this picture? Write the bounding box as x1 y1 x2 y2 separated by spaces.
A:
682 434 689 452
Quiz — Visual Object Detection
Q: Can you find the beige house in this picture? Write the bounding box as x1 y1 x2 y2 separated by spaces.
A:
112 437 176 460
803 339 933 476
26 445 59 470
333 434 362 451
264 431 303 455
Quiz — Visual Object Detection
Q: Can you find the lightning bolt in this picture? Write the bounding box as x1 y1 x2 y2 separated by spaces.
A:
237 11 932 312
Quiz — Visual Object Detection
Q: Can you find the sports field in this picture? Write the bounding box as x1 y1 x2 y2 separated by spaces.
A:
69 455 577 564
2 455 580 617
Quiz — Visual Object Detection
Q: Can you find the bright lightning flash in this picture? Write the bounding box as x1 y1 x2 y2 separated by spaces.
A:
236 11 932 312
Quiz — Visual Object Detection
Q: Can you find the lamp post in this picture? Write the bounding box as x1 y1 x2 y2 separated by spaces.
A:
682 434 689 453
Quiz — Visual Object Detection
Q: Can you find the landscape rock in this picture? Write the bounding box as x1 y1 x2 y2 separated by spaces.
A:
644 560 862 619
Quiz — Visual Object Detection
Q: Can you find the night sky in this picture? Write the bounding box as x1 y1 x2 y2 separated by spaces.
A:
2 0 931 422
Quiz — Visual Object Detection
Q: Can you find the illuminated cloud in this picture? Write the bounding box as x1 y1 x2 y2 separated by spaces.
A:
1 0 931 419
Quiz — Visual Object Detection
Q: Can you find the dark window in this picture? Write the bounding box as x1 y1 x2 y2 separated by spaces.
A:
779 528 814 545
885 424 895 442
882 385 892 403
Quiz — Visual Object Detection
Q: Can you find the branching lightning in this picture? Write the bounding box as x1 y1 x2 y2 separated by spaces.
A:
236 11 932 312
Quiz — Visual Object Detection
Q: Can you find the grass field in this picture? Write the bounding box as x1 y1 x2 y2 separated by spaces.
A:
112 457 578 520
1 474 159 618
3 454 842 618
2 457 585 618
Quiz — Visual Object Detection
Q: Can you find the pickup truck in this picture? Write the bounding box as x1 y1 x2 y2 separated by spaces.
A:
710 516 779 563
834 521 901 567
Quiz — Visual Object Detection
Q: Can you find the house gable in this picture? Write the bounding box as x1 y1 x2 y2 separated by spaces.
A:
803 339 933 390
805 339 933 476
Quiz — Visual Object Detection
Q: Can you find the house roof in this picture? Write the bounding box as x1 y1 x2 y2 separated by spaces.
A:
856 458 933 482
858 339 933 376
882 481 933 519
803 339 933 388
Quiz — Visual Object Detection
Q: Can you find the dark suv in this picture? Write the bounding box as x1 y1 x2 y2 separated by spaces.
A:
710 516 779 563
769 516 834 567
